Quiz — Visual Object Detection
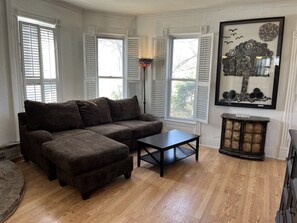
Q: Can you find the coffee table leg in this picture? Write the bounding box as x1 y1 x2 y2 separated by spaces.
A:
196 138 199 161
160 150 164 177
137 145 141 167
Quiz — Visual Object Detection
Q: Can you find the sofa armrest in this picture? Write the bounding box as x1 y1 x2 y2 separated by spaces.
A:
138 113 158 122
27 130 54 146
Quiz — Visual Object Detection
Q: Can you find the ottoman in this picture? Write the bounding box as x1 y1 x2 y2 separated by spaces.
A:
41 132 133 199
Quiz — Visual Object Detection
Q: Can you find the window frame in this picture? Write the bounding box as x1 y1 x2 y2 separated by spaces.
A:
166 34 200 123
96 35 126 99
18 16 60 103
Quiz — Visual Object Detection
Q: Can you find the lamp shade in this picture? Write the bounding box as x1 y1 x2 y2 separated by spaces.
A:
138 58 153 68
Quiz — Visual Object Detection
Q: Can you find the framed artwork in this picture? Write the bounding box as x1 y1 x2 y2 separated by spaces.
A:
215 17 285 109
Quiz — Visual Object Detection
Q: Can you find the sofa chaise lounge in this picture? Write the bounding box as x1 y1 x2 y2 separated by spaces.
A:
18 96 162 199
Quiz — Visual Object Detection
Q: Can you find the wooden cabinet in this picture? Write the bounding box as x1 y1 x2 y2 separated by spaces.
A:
276 129 297 223
219 113 270 160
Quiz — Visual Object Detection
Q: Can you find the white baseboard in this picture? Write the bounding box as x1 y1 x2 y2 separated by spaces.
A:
278 146 289 160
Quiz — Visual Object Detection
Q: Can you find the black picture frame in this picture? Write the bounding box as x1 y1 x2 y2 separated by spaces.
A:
215 17 285 109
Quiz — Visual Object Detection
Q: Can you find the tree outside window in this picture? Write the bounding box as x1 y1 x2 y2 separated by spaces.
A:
169 37 199 120
97 37 124 99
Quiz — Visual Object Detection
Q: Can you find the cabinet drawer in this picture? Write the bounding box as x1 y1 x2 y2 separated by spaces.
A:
253 134 262 143
252 143 261 153
232 131 240 140
244 133 252 142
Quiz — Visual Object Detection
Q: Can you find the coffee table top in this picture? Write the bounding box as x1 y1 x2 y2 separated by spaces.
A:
137 130 199 150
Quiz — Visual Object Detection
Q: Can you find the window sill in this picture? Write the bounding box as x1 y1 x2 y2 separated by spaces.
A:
164 118 196 125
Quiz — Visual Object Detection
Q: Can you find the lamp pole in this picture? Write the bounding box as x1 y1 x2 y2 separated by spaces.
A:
138 58 153 114
143 66 146 113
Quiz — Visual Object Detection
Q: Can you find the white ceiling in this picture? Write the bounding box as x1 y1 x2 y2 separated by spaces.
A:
56 0 295 15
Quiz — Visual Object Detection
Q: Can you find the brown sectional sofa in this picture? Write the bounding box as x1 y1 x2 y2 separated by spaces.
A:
18 96 162 199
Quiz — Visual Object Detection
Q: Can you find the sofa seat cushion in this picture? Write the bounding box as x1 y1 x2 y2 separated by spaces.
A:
85 124 132 142
41 132 129 175
24 100 83 132
76 98 112 127
106 96 140 122
115 120 163 138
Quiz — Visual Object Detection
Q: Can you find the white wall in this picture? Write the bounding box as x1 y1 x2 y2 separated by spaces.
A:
82 11 137 35
136 3 297 158
0 0 16 146
10 0 84 101
0 0 84 146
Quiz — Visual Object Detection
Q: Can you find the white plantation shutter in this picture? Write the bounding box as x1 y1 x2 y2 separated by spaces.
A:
20 21 58 103
151 37 167 118
25 85 41 101
127 81 141 98
126 37 142 101
44 83 57 103
195 33 213 123
83 34 98 99
40 27 57 103
127 37 140 81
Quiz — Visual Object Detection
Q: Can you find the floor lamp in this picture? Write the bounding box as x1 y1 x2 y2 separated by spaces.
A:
138 58 153 113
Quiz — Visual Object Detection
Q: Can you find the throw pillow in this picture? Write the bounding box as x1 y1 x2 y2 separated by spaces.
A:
106 95 141 122
76 99 112 127
24 100 83 132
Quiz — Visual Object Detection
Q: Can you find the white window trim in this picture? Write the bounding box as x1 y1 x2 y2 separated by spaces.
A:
84 32 142 101
18 17 60 103
97 35 126 98
166 33 201 123
83 25 129 99
151 27 212 123
9 9 61 107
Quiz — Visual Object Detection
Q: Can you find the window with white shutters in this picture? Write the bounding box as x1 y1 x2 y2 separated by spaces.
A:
152 33 213 124
19 19 58 103
83 34 141 101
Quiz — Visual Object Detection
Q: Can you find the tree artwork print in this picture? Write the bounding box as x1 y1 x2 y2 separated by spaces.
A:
215 17 284 109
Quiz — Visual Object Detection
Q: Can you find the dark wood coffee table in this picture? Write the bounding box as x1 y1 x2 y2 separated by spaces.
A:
137 129 200 177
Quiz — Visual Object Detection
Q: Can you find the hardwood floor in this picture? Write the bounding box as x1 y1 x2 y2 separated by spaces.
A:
7 147 285 223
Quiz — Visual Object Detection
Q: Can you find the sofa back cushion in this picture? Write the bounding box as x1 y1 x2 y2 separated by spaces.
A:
76 98 112 127
106 95 141 122
24 100 83 132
